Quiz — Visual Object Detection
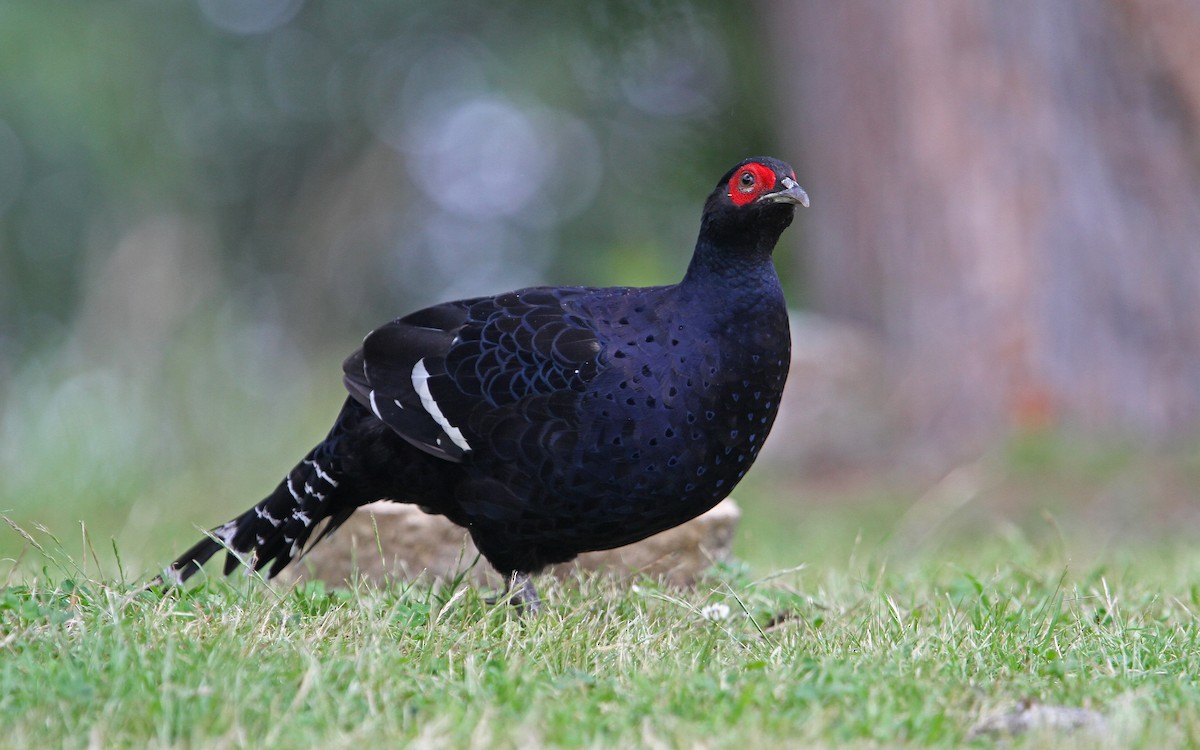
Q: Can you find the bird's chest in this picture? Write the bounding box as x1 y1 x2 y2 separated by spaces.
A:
672 322 790 497
570 312 791 503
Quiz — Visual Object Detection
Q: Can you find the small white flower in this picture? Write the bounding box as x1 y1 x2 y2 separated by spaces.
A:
700 603 731 621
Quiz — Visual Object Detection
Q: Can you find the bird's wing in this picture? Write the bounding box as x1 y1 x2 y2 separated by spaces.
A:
342 287 604 462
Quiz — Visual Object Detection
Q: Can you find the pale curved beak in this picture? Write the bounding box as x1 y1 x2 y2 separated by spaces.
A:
761 175 810 208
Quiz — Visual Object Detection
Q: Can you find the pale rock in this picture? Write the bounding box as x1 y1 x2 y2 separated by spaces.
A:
277 498 740 589
968 701 1109 739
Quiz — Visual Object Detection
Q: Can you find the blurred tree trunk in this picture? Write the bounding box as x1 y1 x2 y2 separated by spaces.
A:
762 0 1200 458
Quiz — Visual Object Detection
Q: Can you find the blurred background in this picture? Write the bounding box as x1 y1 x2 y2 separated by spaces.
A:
1 0 1198 579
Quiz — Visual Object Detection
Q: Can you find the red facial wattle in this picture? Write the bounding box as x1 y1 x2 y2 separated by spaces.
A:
727 162 778 207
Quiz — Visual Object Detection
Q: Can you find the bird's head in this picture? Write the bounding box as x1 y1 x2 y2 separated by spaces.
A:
699 157 809 256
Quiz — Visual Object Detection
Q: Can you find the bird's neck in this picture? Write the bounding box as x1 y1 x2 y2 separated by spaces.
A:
686 232 787 294
679 237 787 321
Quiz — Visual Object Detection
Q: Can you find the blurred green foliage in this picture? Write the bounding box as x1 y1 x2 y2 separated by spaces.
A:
0 0 779 365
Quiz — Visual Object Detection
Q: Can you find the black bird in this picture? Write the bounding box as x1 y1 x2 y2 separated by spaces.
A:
163 157 808 611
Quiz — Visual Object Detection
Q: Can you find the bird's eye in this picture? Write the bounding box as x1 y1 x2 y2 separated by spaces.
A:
726 162 777 205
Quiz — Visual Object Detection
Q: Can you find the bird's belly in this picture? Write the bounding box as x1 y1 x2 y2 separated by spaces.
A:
497 364 786 551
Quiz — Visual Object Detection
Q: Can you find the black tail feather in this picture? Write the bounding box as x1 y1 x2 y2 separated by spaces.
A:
163 533 226 585
161 401 371 585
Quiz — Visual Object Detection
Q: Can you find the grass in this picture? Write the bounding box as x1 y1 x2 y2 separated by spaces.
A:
2 518 1199 748
3 344 1200 747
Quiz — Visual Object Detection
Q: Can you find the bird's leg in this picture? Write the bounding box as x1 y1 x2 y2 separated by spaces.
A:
485 571 543 615
509 572 543 614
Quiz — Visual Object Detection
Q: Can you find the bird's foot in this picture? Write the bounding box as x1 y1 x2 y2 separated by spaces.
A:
486 572 543 615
